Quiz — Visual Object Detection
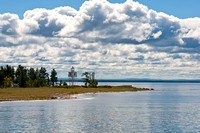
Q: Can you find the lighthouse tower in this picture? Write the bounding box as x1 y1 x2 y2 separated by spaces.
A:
68 66 77 86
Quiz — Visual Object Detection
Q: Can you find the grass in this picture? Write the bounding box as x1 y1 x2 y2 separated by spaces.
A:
0 86 153 101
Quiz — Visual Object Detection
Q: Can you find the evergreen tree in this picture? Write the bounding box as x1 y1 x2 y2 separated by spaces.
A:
15 65 28 87
0 67 4 87
0 65 56 88
27 68 36 87
3 65 15 81
0 65 15 87
28 68 37 81
33 79 39 87
82 72 91 87
39 67 48 79
50 69 57 86
38 67 48 87
47 74 50 86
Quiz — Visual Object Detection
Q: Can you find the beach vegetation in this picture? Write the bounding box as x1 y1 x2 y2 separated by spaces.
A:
0 86 153 101
89 79 98 87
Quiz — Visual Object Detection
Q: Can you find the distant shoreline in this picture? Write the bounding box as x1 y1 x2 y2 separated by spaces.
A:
59 79 200 83
96 81 200 83
0 86 153 102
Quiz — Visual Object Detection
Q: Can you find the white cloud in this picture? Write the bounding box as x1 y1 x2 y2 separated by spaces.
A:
0 13 20 35
152 31 162 39
0 0 200 79
180 17 200 42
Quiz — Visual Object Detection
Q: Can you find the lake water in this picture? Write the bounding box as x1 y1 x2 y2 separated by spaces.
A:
0 83 200 132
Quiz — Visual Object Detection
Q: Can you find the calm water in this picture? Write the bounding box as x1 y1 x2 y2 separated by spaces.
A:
0 83 200 132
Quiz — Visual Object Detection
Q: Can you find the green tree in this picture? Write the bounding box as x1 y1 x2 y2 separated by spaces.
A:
82 72 91 87
47 74 50 86
0 67 4 87
35 68 39 78
3 76 12 88
39 67 48 79
15 65 28 87
59 80 63 86
27 68 36 87
63 81 67 86
33 79 39 87
50 69 57 86
39 67 48 87
27 67 48 87
89 79 98 87
39 79 47 87
3 65 15 81
0 65 15 87
28 68 37 81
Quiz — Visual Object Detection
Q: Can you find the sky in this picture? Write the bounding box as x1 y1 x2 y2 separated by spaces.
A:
0 0 200 79
1 0 200 19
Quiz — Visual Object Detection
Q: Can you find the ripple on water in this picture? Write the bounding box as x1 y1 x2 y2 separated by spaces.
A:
0 83 200 132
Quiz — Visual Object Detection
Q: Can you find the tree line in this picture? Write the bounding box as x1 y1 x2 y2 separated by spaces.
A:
0 65 58 88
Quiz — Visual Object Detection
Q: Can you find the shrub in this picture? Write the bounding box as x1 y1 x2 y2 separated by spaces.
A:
89 79 98 87
3 76 12 88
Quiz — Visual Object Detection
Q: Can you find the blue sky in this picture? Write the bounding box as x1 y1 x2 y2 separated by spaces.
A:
0 0 200 79
0 0 200 19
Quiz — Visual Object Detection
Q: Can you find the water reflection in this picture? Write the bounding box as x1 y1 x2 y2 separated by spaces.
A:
0 83 200 132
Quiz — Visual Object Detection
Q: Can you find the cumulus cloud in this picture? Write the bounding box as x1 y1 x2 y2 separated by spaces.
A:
0 0 200 79
0 13 20 35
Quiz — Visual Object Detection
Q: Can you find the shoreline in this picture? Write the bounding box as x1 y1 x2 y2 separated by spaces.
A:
0 91 147 103
0 86 154 102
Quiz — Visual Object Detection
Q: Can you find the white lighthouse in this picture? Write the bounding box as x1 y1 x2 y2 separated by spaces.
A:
68 66 77 86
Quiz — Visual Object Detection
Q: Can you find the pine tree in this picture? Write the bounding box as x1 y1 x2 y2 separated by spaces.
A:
50 69 57 86
15 65 28 87
82 72 91 87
